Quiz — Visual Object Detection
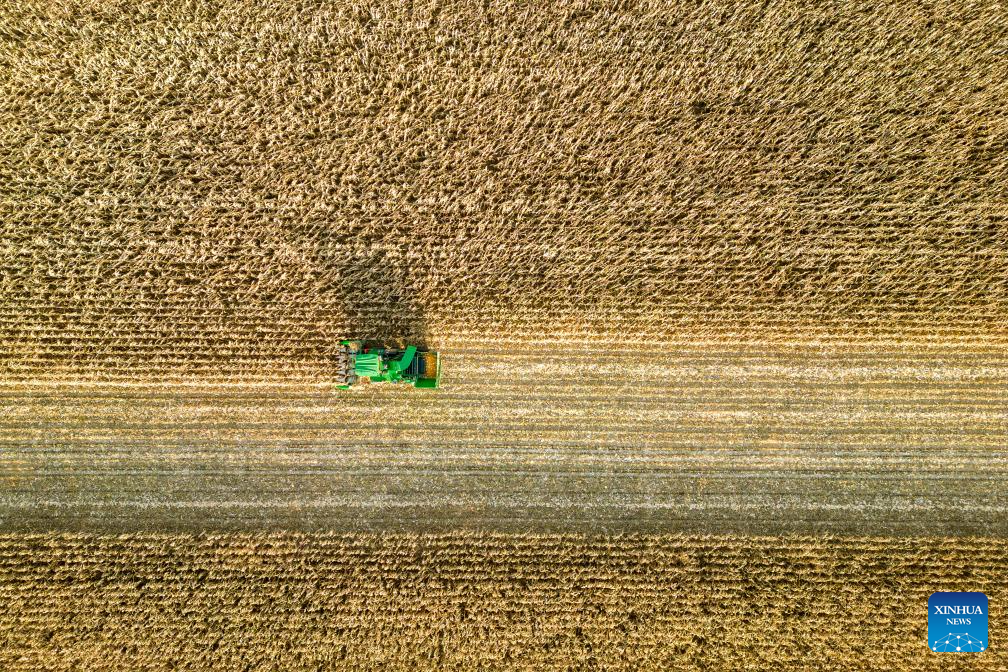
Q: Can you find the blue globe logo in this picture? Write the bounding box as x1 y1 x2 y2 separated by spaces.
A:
932 633 985 653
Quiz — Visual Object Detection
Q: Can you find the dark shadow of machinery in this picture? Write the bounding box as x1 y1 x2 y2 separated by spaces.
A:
334 258 431 352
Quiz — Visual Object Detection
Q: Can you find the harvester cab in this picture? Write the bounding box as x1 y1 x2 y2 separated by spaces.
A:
335 340 441 389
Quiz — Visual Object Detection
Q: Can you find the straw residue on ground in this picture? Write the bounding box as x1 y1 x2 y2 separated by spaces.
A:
3 340 1006 535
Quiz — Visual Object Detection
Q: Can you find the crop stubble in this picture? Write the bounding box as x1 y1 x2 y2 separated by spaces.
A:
2 341 1007 534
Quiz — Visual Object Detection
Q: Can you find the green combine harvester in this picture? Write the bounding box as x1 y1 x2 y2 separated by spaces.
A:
335 340 441 389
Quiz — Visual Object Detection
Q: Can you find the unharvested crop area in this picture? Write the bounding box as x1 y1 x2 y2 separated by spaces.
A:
2 0 1007 381
1 533 1006 670
1 0 1007 668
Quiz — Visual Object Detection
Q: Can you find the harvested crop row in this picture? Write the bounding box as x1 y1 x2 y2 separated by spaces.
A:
0 533 1005 670
2 340 1005 535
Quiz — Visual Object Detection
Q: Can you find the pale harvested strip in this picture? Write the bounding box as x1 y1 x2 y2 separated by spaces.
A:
2 341 1005 534
0 533 1003 670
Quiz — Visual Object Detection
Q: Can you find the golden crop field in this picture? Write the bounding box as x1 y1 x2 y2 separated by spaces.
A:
1 533 1006 671
1 0 1006 668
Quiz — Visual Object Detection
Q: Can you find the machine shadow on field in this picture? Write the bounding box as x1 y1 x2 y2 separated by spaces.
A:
333 261 431 352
